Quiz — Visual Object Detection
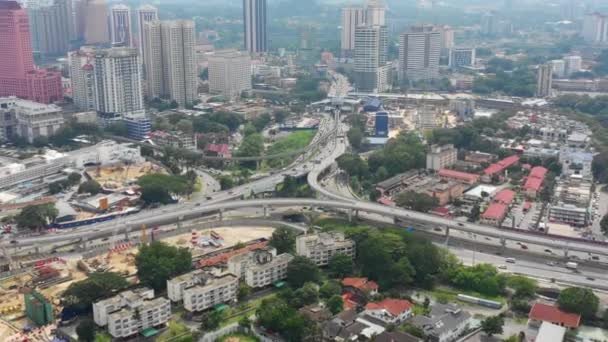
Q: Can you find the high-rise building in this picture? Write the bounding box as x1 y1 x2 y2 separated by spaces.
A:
142 20 197 107
437 25 455 51
136 5 158 57
93 47 144 118
27 0 73 56
536 64 553 98
354 25 389 92
68 47 97 111
564 55 582 76
366 0 386 26
208 50 252 99
550 59 566 78
0 1 62 104
82 0 109 44
480 12 497 36
399 25 441 81
340 7 365 58
449 47 475 68
110 4 132 47
582 12 607 44
243 0 267 53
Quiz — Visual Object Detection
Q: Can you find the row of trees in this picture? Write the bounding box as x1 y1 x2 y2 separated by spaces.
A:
137 173 197 205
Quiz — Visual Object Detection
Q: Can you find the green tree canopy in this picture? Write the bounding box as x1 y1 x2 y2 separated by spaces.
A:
328 253 353 278
62 272 129 311
269 226 296 254
16 203 58 230
558 287 599 319
507 275 537 298
395 191 439 212
327 295 344 315
319 280 342 299
481 315 504 336
286 256 321 288
135 241 192 291
78 180 102 195
76 319 97 342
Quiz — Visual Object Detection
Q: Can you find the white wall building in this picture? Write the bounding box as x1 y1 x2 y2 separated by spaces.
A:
136 5 158 59
0 97 65 143
295 232 355 266
365 0 386 26
93 288 171 339
208 50 252 99
340 7 365 57
426 144 457 171
354 25 389 92
564 55 582 77
536 64 553 98
243 0 267 53
449 47 475 68
582 13 608 44
68 47 97 111
109 4 133 47
227 248 293 288
399 25 441 81
167 270 238 312
550 59 566 78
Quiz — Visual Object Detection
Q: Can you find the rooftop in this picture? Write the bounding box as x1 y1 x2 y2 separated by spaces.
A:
365 298 413 317
481 202 508 220
484 155 520 176
494 189 516 205
342 277 379 292
528 302 581 329
438 169 480 182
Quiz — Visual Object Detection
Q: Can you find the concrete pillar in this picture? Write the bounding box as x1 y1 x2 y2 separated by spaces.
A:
123 226 130 240
500 237 506 252
563 248 569 258
355 210 359 218
34 245 40 254
347 209 353 222
79 237 88 251
219 209 224 221
263 206 268 218
444 226 450 238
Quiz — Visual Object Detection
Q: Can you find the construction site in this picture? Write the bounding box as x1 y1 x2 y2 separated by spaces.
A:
84 161 166 191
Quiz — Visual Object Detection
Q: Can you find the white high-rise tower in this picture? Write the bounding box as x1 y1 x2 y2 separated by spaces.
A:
341 7 365 58
137 5 158 56
110 4 132 47
366 0 386 26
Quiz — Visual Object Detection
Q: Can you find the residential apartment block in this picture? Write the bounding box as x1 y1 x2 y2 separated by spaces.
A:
93 288 171 338
227 248 293 288
167 270 238 312
426 144 457 171
295 232 355 266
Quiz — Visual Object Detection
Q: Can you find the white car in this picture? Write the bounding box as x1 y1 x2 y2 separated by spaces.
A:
498 265 507 270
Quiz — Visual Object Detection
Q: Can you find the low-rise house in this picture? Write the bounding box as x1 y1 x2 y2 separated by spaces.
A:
364 298 413 324
375 331 423 342
438 169 480 186
409 303 471 342
426 145 457 171
299 305 332 323
205 143 231 158
342 277 379 296
528 302 581 329
295 232 355 266
92 288 171 339
536 322 566 342
482 155 520 183
480 189 517 226
523 166 548 198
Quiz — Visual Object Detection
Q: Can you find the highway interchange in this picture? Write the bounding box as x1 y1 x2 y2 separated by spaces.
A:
3 72 608 288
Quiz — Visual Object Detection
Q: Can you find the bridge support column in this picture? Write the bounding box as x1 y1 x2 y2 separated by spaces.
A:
219 209 224 221
79 237 88 251
564 248 569 259
34 245 40 254
263 206 269 218
347 209 353 222
500 238 506 252
355 210 359 218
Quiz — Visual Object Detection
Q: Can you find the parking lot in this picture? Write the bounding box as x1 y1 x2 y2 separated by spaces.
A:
503 200 543 231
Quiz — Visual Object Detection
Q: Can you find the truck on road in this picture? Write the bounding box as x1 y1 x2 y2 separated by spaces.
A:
566 262 578 270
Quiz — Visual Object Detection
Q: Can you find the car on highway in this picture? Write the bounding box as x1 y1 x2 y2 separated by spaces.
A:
544 249 552 253
505 257 516 263
546 261 556 266
497 265 507 270
587 277 596 281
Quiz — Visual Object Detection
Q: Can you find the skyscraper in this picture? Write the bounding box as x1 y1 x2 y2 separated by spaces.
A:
340 7 365 58
142 20 197 107
243 0 267 53
68 47 97 111
110 4 132 47
93 47 144 118
582 13 607 44
399 25 441 81
27 0 73 56
480 12 497 36
136 5 158 57
83 0 109 45
354 25 389 92
564 55 582 76
208 50 252 99
536 64 553 98
0 1 62 104
366 0 386 26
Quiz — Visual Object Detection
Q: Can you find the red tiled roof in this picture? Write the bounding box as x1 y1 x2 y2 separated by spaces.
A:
484 155 520 176
494 189 516 205
524 166 548 192
205 143 230 155
197 241 268 267
438 169 480 183
365 298 413 317
377 197 396 206
342 277 379 291
481 203 508 220
529 302 581 328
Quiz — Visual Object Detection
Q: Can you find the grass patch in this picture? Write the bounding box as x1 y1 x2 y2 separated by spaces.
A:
312 217 371 231
266 130 315 168
220 293 276 327
218 333 260 342
422 287 506 305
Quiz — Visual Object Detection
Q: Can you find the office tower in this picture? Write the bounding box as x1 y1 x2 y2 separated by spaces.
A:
83 0 109 44
550 59 566 78
208 50 252 99
564 55 582 76
160 20 197 107
449 47 475 68
437 25 454 50
68 47 97 111
136 5 158 57
93 47 144 118
110 4 132 47
142 20 197 106
399 25 441 81
481 12 497 36
354 25 389 92
366 0 385 26
243 0 267 53
0 1 62 104
341 7 365 58
27 0 73 56
536 64 553 98
582 13 607 44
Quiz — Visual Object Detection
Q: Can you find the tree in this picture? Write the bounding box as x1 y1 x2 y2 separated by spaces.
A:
347 126 364 150
256 297 311 342
15 203 58 230
135 241 192 291
200 310 223 331
319 280 342 299
76 319 97 342
105 121 129 137
237 282 251 300
558 287 599 319
138 174 192 204
328 253 353 278
274 109 289 123
468 204 481 222
68 172 82 185
293 282 319 307
326 295 344 315
78 180 101 195
32 136 49 147
286 256 321 288
269 226 296 254
140 145 154 158
218 175 234 190
238 315 252 329
63 272 129 311
93 333 112 342
235 133 264 168
176 119 194 134
140 183 173 205
507 275 537 298
395 191 438 212
481 315 504 336
49 181 64 194
601 214 608 236
158 321 194 342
